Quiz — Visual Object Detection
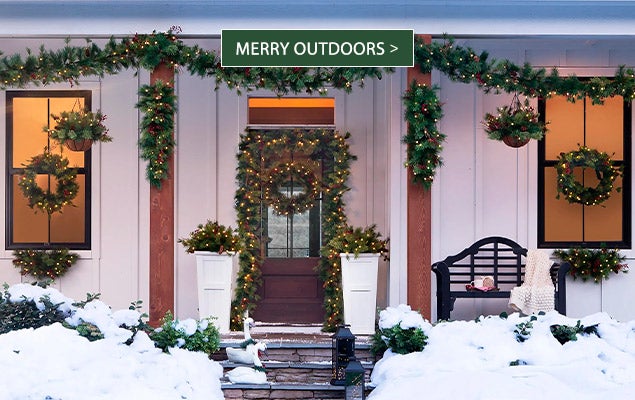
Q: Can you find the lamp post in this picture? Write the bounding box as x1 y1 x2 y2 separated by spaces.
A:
331 324 356 386
345 357 365 400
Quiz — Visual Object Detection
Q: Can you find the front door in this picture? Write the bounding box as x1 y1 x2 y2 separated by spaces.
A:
252 155 325 323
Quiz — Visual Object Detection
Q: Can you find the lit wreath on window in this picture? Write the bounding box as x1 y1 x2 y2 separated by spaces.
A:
263 161 321 215
555 145 623 206
18 152 79 215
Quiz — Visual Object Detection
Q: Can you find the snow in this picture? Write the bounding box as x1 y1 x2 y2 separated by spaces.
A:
0 284 224 400
5 284 635 400
370 310 635 400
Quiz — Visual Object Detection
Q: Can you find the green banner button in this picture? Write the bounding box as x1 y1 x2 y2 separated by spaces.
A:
221 29 413 67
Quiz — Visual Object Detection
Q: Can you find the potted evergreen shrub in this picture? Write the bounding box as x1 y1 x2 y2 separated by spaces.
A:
46 110 112 151
179 220 243 333
327 224 389 334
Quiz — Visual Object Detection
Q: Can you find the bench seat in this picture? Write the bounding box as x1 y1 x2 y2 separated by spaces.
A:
431 236 570 321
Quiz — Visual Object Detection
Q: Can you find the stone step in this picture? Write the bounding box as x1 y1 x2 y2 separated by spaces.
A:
220 360 374 384
222 383 373 400
214 341 375 364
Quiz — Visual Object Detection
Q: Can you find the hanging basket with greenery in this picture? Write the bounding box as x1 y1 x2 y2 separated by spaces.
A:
483 94 547 147
46 110 111 151
17 152 79 215
553 245 628 282
555 146 623 206
12 249 79 280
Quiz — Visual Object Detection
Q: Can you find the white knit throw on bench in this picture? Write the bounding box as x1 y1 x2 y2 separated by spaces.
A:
508 249 555 315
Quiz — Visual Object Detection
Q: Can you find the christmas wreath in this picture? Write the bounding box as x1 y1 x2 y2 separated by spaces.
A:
18 152 79 214
555 146 622 206
12 248 79 280
263 161 321 215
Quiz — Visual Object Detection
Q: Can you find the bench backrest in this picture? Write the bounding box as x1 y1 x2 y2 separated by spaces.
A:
436 236 527 292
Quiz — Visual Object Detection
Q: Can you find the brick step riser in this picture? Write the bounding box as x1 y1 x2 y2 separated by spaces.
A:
213 346 375 364
221 365 374 384
223 387 374 400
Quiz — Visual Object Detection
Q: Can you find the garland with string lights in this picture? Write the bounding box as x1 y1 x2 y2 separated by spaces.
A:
553 245 628 282
1 31 635 189
263 161 322 216
135 81 177 187
17 152 79 215
232 128 355 331
403 82 445 188
555 146 623 206
12 249 79 280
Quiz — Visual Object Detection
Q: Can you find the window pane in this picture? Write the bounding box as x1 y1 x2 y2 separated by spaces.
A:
584 173 622 241
50 174 86 243
12 174 49 243
544 167 583 242
586 96 623 159
12 97 49 168
545 96 584 160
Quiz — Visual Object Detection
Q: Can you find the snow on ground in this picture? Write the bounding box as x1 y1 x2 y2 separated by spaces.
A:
369 310 635 400
0 284 224 400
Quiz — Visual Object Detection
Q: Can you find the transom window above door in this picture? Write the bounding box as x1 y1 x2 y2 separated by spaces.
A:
248 97 335 125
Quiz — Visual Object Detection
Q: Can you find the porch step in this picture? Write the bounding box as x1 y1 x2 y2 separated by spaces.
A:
222 383 373 400
215 331 376 400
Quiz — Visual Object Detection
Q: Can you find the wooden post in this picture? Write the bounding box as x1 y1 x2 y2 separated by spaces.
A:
149 62 175 326
406 34 432 320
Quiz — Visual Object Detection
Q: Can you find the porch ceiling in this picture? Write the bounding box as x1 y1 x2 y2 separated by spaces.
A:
0 1 634 36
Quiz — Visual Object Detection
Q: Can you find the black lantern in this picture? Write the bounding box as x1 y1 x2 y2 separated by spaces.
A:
331 324 356 385
345 357 365 400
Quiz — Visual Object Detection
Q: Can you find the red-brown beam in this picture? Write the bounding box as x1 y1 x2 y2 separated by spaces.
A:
407 34 432 320
149 62 175 326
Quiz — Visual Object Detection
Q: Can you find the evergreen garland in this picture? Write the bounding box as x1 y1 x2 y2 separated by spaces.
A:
135 81 177 187
553 245 628 282
402 82 445 188
13 249 79 280
1 31 634 188
232 128 355 331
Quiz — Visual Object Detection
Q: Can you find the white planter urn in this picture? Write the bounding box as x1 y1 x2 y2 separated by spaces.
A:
194 251 236 333
340 253 380 335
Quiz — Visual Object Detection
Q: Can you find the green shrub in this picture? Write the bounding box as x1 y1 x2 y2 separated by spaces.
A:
371 324 428 356
178 220 243 254
514 315 537 342
75 322 105 341
0 283 70 334
150 311 220 355
550 321 599 344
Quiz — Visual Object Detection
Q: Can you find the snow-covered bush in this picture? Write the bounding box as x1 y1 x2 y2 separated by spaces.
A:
371 304 431 356
0 283 73 334
150 311 220 355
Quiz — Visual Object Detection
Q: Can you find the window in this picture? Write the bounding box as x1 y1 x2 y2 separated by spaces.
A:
6 91 91 249
538 94 631 248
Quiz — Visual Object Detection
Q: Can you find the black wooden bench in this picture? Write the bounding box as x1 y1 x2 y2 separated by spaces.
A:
431 236 570 321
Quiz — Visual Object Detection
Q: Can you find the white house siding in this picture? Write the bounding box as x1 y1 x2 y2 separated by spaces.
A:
432 37 635 322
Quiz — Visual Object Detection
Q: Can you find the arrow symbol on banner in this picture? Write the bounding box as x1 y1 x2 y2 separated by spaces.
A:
389 44 399 53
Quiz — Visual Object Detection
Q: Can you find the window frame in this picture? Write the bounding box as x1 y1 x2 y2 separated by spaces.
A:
6 90 92 250
537 96 632 249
